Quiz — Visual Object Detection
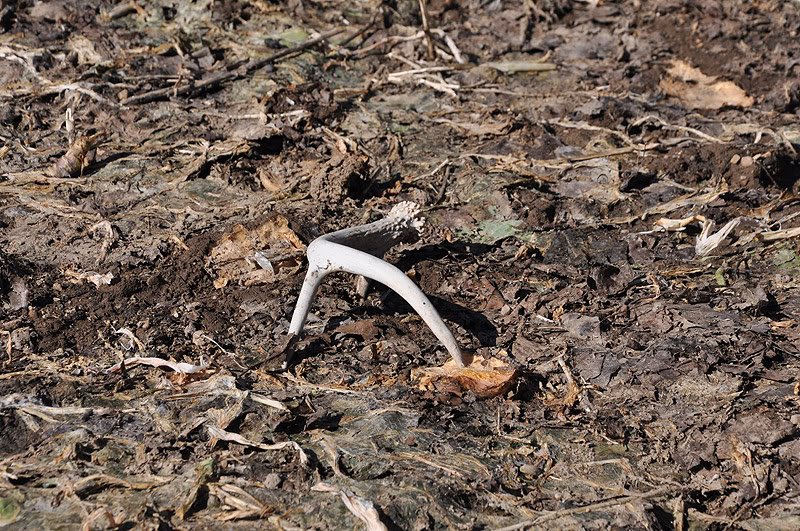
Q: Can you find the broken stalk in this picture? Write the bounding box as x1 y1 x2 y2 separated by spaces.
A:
289 202 466 366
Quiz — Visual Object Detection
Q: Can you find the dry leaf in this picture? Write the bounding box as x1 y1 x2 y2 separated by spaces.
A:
333 319 381 341
543 358 582 411
178 138 253 181
654 215 707 231
660 60 753 110
433 117 512 136
654 215 748 256
63 268 113 287
72 473 168 498
206 215 305 288
68 35 105 65
412 354 519 399
257 167 283 192
209 483 272 521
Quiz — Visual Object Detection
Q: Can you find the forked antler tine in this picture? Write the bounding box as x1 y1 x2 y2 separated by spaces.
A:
287 202 465 367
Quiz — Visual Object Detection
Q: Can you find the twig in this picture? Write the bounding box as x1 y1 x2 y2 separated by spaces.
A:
431 29 465 64
544 119 639 148
1 331 11 365
123 27 346 105
387 66 452 79
409 158 450 183
311 483 388 531
386 51 424 70
106 356 209 374
102 1 145 22
418 0 435 60
415 77 459 97
350 32 425 58
565 143 661 162
334 13 379 52
630 115 725 144
758 226 800 242
495 486 681 530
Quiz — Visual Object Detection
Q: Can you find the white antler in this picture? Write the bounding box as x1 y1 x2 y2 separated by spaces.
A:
289 202 465 367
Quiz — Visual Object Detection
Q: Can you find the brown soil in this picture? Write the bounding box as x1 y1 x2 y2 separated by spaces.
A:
1 0 799 529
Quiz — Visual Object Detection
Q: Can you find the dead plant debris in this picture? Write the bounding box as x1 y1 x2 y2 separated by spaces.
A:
1 0 799 529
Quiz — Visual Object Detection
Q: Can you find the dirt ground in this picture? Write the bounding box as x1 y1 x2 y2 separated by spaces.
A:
1 0 799 529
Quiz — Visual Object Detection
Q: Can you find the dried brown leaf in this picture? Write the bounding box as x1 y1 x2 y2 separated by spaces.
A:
412 354 519 399
63 268 113 287
207 215 305 288
80 507 117 531
660 60 753 110
654 215 707 232
177 138 253 181
333 319 381 341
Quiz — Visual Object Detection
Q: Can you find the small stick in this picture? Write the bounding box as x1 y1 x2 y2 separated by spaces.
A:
496 486 681 530
123 27 346 105
418 0 435 60
334 12 379 51
288 202 465 366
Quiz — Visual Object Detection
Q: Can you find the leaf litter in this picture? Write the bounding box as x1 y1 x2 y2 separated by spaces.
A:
0 0 799 529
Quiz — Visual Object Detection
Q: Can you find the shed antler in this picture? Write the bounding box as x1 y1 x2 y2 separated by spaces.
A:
289 202 465 366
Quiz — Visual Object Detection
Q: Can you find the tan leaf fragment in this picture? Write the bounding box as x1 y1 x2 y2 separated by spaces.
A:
81 508 117 531
72 474 169 498
63 268 113 287
654 215 707 232
543 358 583 414
48 133 106 178
68 35 105 65
206 215 305 288
660 60 753 110
178 138 253 181
412 354 519 399
432 117 512 136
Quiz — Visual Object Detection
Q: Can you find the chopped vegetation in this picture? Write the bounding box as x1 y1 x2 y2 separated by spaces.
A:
1 0 799 529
